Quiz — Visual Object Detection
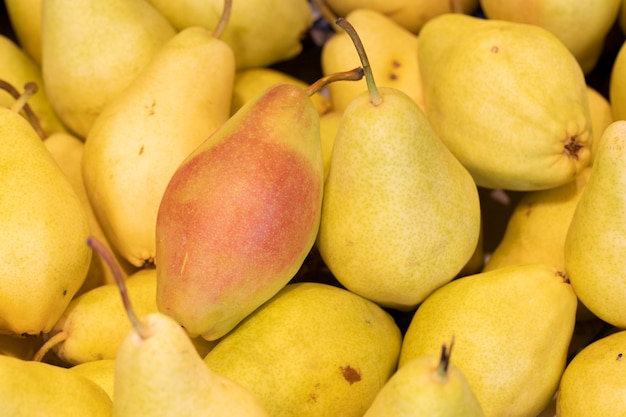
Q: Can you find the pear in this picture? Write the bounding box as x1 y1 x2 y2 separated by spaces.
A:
70 359 116 401
319 110 343 180
41 0 176 138
399 263 578 417
0 34 67 135
0 83 91 336
363 341 485 417
564 120 626 328
480 0 622 74
316 18 481 310
586 86 613 162
321 8 425 113
146 0 313 69
556 329 626 416
609 39 626 121
0 354 112 416
418 13 592 191
204 281 402 417
83 24 235 268
155 82 324 340
4 0 42 65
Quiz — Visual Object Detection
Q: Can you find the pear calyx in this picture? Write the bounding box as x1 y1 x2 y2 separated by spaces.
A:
564 136 584 160
437 337 455 381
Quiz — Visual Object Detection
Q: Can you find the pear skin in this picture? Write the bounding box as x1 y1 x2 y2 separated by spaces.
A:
610 40 626 121
155 83 324 340
399 263 578 417
4 0 42 65
586 86 613 162
564 120 626 328
70 359 116 401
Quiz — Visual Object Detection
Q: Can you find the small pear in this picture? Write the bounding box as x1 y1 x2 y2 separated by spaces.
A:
204 282 402 417
556 329 626 416
400 263 578 417
41 0 176 138
418 13 591 190
363 340 485 417
155 82 324 340
317 18 481 310
0 82 91 336
564 120 626 328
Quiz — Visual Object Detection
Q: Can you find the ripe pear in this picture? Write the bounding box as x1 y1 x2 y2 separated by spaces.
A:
317 18 481 310
41 0 176 138
418 13 592 191
363 341 485 417
319 110 343 180
204 282 402 417
155 82 324 340
556 329 626 416
0 354 112 416
610 39 626 121
564 120 626 328
322 0 479 34
0 89 91 336
321 8 425 113
399 263 578 417
4 0 42 65
480 0 622 74
83 26 235 267
586 86 613 162
146 0 313 69
0 34 67 135
70 359 116 401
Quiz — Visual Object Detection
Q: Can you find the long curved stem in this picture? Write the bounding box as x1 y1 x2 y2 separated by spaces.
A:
212 0 232 39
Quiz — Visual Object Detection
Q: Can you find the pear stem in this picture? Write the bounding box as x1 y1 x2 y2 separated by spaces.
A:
305 67 364 97
86 236 149 340
437 337 455 379
212 0 232 39
0 80 46 140
32 331 69 362
335 17 382 106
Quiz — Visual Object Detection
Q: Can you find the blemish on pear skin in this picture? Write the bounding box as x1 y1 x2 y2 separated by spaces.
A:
617 353 623 361
389 59 401 81
145 99 156 116
341 366 362 385
491 46 499 53
138 145 144 156
524 203 532 218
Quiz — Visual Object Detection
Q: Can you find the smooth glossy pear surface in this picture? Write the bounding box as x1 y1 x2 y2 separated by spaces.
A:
400 263 577 417
204 282 402 417
419 13 591 190
564 120 626 328
156 83 323 340
317 87 481 310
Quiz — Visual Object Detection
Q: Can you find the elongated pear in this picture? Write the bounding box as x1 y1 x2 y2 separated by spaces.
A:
155 83 324 340
564 120 626 328
83 26 235 267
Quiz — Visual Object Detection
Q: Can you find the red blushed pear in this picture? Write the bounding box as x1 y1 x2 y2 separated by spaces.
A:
155 83 324 341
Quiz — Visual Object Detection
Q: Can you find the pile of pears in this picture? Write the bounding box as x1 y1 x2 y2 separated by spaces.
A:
2 0 626 415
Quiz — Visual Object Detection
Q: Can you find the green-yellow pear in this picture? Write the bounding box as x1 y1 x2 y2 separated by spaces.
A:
564 120 626 328
321 0 479 34
610 39 626 121
418 13 592 191
4 0 42 65
319 110 343 180
400 263 578 417
0 84 91 336
83 25 235 268
231 67 331 116
155 82 324 340
0 354 112 416
587 86 613 162
41 0 176 138
317 18 481 310
71 359 116 401
321 8 425 113
146 0 313 69
363 341 485 417
0 34 67 135
204 282 402 417
556 329 626 416
480 0 622 74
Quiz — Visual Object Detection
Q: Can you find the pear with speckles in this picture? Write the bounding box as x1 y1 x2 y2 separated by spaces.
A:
155 83 324 341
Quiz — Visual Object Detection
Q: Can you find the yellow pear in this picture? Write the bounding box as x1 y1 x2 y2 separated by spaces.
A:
363 341 485 417
0 34 67 135
146 0 313 69
564 120 626 328
0 354 112 416
321 8 425 113
556 329 626 416
4 0 42 65
609 39 626 121
41 0 176 138
400 263 578 417
480 0 622 73
317 18 481 310
83 25 235 267
586 86 614 162
418 13 592 190
319 110 343 180
231 67 331 116
0 85 91 336
204 282 402 417
70 359 116 401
